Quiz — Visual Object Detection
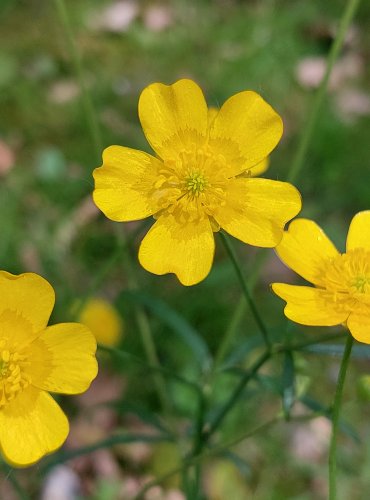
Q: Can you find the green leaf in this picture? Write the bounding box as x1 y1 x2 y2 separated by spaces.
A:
107 400 169 433
41 433 173 472
119 290 211 367
282 351 295 420
304 343 370 359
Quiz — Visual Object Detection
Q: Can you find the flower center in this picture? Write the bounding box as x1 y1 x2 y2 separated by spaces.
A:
0 343 30 408
150 143 229 220
185 171 207 196
322 248 370 309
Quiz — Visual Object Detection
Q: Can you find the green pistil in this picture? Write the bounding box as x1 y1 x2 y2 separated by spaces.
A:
186 172 207 196
352 276 370 293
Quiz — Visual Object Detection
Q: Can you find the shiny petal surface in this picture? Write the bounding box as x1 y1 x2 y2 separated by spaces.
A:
0 272 54 340
347 309 370 344
214 178 301 247
209 91 283 175
93 146 163 221
139 79 208 159
276 219 339 286
28 323 98 394
248 157 270 177
0 386 69 466
139 214 215 286
346 211 370 251
272 283 349 326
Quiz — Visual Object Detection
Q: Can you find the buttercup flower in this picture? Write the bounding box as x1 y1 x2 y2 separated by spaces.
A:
78 297 124 346
272 211 370 343
0 271 98 466
93 79 301 285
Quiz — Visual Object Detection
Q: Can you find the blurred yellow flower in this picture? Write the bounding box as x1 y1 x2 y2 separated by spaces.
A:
93 79 301 285
0 271 98 466
78 298 123 346
272 211 370 343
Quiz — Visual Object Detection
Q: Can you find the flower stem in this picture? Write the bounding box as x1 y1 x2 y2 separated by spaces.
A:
213 248 268 370
53 0 103 160
117 228 173 417
328 335 353 500
219 232 272 351
287 0 361 183
133 415 280 500
204 349 271 441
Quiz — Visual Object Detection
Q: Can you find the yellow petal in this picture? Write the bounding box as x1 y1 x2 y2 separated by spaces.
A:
93 146 163 221
275 219 339 286
248 157 270 177
213 178 301 247
138 213 215 286
0 386 69 466
237 157 270 178
209 91 283 175
346 211 370 251
0 272 54 339
78 298 124 346
138 79 208 160
347 308 370 344
272 283 349 326
28 323 98 394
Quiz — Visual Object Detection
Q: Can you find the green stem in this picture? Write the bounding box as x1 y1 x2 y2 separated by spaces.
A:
98 344 202 396
41 433 172 472
213 299 246 369
287 0 361 183
118 229 172 417
53 0 103 160
214 249 268 370
220 232 271 351
133 416 280 500
204 349 271 441
0 466 30 500
277 331 346 355
328 335 353 500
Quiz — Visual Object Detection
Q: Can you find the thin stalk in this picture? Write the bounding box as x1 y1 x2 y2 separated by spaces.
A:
288 0 361 183
118 229 172 417
204 349 271 441
1 467 30 500
134 416 280 500
220 232 271 351
328 335 353 500
98 344 202 396
277 331 346 355
213 299 246 369
213 249 268 370
53 0 103 160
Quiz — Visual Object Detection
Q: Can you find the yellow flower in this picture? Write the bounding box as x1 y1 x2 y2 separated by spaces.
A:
0 271 98 466
272 211 370 343
93 79 301 285
78 298 123 346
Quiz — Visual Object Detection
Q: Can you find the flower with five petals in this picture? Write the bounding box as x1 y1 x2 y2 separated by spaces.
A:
272 211 370 343
0 271 98 466
93 79 301 285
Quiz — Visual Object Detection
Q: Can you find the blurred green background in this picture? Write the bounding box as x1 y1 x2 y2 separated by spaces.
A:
1 0 370 498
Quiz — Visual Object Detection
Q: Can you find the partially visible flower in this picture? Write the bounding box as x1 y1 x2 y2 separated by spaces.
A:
272 211 370 343
78 298 124 346
93 79 301 285
0 271 98 466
